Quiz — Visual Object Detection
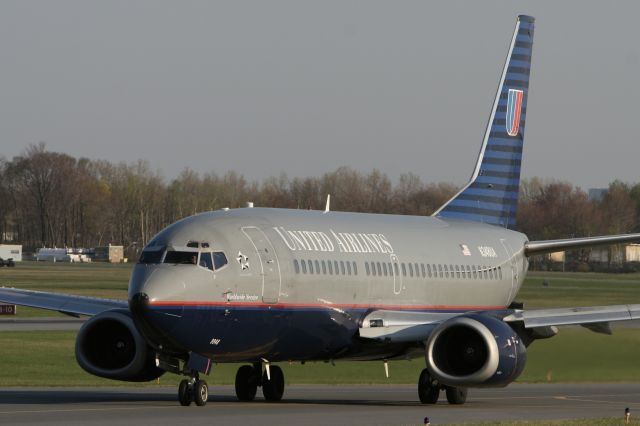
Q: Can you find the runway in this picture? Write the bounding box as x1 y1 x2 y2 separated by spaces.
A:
0 317 85 331
1 383 639 425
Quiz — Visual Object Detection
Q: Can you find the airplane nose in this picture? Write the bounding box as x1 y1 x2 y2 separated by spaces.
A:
129 291 149 311
128 266 186 352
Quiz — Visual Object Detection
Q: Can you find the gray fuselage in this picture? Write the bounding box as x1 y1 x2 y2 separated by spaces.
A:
129 207 529 362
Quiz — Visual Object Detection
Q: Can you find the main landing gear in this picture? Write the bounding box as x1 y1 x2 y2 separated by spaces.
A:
235 363 285 402
418 368 467 405
178 373 209 407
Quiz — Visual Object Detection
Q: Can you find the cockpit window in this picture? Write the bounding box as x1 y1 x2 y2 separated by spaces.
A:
164 251 198 265
199 252 214 270
213 252 228 269
138 247 165 264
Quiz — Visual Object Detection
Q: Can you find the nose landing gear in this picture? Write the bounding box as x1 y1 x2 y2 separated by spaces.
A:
178 373 209 407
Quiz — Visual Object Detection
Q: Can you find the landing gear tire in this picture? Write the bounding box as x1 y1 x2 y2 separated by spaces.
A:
235 365 259 401
178 379 192 406
418 368 440 404
262 365 285 402
194 380 209 406
445 386 467 405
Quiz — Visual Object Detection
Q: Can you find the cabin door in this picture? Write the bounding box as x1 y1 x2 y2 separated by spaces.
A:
241 226 282 304
500 239 517 302
390 254 403 295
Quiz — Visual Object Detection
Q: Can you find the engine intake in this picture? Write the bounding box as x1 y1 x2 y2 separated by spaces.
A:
76 309 164 382
426 314 526 387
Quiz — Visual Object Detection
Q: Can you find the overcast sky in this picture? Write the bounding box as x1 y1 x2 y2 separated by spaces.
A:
1 1 639 189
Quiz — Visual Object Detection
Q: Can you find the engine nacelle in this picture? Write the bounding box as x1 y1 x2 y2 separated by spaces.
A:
75 309 164 382
425 314 526 387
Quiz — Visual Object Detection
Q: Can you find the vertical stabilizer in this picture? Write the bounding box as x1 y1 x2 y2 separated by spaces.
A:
434 15 534 229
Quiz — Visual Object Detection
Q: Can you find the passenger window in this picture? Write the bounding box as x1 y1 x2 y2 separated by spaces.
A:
365 262 370 276
483 267 488 279
455 265 460 278
213 252 228 269
466 265 471 278
421 264 426 278
347 261 352 275
376 262 382 276
353 262 358 275
308 260 314 274
301 260 307 274
427 264 432 278
401 263 407 276
498 266 502 279
294 260 300 274
164 251 198 265
388 263 393 276
408 263 414 277
328 261 334 275
371 262 377 276
322 260 327 274
340 261 346 275
334 261 340 275
315 260 320 274
472 266 477 279
382 262 388 276
394 263 399 276
199 252 214 270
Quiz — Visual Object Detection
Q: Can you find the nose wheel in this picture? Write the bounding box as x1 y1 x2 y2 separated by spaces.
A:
178 375 209 407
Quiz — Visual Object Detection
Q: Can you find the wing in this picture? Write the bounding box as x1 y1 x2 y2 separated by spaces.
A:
359 310 467 342
503 304 640 335
358 304 640 343
0 287 128 317
525 233 640 256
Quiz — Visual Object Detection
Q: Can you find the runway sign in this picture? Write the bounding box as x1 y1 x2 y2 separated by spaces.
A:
0 304 16 315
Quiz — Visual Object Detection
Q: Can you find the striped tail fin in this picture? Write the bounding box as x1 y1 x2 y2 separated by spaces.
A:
434 15 534 229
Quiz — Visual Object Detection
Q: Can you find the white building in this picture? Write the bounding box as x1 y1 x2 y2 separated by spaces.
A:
0 245 22 261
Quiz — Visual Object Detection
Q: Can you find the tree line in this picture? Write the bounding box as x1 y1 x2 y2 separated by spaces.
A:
1 144 639 260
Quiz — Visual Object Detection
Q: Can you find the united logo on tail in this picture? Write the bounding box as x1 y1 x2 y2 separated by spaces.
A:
506 89 524 136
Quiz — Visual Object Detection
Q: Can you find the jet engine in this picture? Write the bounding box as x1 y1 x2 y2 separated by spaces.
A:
425 314 526 387
75 309 164 382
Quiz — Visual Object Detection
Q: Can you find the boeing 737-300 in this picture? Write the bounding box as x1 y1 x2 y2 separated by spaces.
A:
2 15 640 406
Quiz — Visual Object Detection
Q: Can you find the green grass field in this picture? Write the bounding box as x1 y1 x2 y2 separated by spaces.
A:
0 326 638 387
1 262 640 387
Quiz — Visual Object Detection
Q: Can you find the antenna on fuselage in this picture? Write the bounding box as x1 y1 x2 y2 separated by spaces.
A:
324 194 331 213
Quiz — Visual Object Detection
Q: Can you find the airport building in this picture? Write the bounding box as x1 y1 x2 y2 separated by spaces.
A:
0 244 22 262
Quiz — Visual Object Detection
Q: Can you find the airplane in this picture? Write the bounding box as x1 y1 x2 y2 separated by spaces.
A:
2 14 640 407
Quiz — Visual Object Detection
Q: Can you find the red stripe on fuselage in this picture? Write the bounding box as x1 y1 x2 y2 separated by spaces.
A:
148 300 506 311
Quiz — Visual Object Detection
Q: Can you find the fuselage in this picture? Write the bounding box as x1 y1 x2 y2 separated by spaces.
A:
128 207 529 362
